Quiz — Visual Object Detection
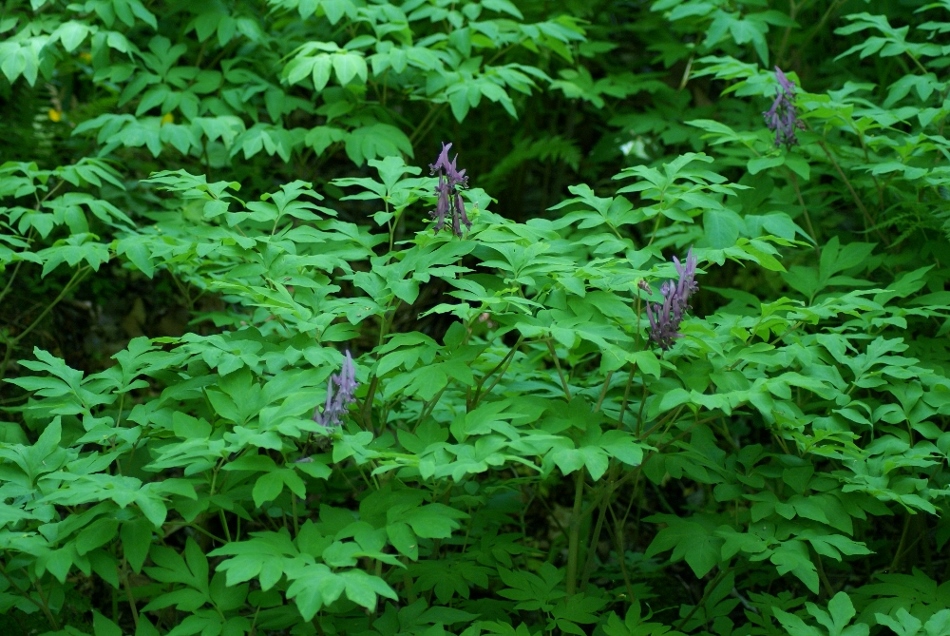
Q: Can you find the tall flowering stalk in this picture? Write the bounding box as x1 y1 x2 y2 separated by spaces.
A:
641 249 699 350
313 350 358 427
763 67 804 149
429 141 471 237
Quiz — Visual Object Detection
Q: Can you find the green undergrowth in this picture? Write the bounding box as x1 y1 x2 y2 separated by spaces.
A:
2 0 950 635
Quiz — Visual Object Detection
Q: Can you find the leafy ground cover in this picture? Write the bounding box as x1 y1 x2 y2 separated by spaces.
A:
2 0 950 635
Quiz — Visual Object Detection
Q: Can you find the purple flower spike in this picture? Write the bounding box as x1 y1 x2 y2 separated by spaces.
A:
644 249 699 350
429 142 471 237
763 66 805 149
314 350 358 428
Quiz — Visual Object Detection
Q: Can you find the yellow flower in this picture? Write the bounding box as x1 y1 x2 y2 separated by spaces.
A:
48 109 62 122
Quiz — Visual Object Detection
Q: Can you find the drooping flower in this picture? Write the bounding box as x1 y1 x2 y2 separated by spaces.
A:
429 141 471 237
763 67 804 149
313 350 358 427
643 249 699 350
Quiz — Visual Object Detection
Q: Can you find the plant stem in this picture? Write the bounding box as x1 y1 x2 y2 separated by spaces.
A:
889 513 912 573
471 335 523 407
565 469 586 595
594 371 613 413
815 139 886 243
120 559 140 628
674 568 728 632
580 471 614 588
0 265 90 381
31 576 61 631
787 169 820 252
816 552 835 598
545 339 571 401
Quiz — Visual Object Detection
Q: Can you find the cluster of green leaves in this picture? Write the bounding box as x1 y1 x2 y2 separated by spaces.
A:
3 0 950 635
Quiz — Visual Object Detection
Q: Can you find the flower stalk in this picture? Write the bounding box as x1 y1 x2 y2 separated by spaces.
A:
764 67 805 149
314 350 358 427
429 141 471 237
642 249 699 350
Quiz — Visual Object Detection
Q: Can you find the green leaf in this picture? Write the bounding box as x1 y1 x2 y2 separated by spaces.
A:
763 539 819 593
824 592 857 634
774 608 822 636
703 208 742 248
57 21 91 53
402 504 467 539
286 563 340 620
482 0 523 18
386 521 418 560
76 517 119 555
121 518 153 573
599 430 644 467
784 154 810 180
184 537 210 587
253 471 284 507
645 517 723 578
344 123 413 165
747 154 784 175
332 52 367 85
312 55 332 91
93 611 123 636
341 569 398 610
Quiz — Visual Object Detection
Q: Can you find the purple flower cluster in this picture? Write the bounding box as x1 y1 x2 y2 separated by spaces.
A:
313 350 358 428
429 142 471 237
763 67 804 149
641 249 699 350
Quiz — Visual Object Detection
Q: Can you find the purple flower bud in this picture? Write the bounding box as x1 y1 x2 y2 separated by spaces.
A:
314 350 358 428
429 142 471 237
763 66 805 149
643 249 699 350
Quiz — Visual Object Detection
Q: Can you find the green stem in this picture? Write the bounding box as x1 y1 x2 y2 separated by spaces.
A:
416 384 448 428
409 104 447 146
674 567 728 632
889 513 912 573
816 552 835 598
120 557 140 628
609 499 638 604
360 375 379 433
775 0 800 66
787 169 820 252
545 339 571 401
594 371 613 413
31 576 61 631
0 265 91 381
219 508 233 543
815 139 886 243
784 0 845 66
0 257 25 305
0 566 59 630
471 335 523 407
580 473 615 588
565 469 586 596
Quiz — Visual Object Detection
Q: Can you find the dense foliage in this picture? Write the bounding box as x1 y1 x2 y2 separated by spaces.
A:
2 0 950 635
